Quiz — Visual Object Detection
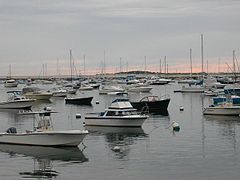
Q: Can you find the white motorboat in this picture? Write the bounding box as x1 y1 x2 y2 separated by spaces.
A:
52 88 67 97
4 79 18 88
203 103 240 116
99 85 125 94
79 83 93 91
84 99 148 127
180 85 207 93
204 76 225 89
126 83 152 93
0 91 35 109
22 87 53 100
0 109 88 146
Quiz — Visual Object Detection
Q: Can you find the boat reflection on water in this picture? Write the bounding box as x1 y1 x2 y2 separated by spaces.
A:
85 126 147 160
85 125 145 134
0 144 88 179
204 115 240 122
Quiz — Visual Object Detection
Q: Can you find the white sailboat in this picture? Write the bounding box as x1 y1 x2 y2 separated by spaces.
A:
4 65 18 88
180 35 206 93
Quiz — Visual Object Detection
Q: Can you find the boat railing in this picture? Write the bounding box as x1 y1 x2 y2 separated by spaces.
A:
85 112 103 117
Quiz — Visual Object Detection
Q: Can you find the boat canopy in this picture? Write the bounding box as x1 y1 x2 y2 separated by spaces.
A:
140 96 160 102
7 90 22 96
108 99 134 110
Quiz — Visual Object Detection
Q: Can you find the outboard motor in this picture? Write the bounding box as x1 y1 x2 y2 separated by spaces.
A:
6 127 17 133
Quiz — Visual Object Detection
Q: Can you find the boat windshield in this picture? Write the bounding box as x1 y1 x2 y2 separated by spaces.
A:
105 110 138 116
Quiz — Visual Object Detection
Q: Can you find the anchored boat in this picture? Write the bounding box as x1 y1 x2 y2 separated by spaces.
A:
0 109 88 146
84 99 148 127
0 91 35 109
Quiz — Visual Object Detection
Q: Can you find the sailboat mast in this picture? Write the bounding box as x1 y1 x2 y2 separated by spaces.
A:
201 34 204 79
69 49 73 82
83 55 86 76
164 56 167 76
120 57 122 73
218 58 220 73
159 58 162 75
103 50 106 75
144 56 147 72
190 48 192 78
233 50 236 82
9 64 12 78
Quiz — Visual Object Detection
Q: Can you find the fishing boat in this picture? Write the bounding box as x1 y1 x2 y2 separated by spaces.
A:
130 95 170 115
203 103 240 116
0 91 35 109
0 109 88 146
84 99 148 127
65 96 93 105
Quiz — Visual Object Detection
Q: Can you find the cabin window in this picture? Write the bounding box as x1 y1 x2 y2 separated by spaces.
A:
106 111 115 116
116 111 123 116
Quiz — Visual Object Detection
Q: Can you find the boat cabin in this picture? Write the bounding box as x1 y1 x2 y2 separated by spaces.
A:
140 96 160 102
7 90 26 101
102 99 138 117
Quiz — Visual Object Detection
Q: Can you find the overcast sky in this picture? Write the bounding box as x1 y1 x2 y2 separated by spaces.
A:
0 0 240 76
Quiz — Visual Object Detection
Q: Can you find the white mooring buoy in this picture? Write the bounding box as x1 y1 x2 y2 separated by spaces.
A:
179 106 184 111
112 146 121 152
76 113 81 118
171 121 180 131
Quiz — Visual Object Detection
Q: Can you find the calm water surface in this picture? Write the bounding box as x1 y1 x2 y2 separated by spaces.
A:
0 83 240 180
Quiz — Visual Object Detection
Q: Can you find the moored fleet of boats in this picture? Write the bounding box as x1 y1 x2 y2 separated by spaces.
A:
1 74 240 148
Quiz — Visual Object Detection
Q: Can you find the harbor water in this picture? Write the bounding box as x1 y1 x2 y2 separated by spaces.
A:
0 83 240 180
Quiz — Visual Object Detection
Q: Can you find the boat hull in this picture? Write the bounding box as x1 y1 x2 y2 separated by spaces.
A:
65 97 93 105
128 87 152 93
181 87 206 93
84 116 147 127
4 83 18 88
0 130 88 147
0 99 35 109
203 106 240 116
131 98 170 115
25 93 53 100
